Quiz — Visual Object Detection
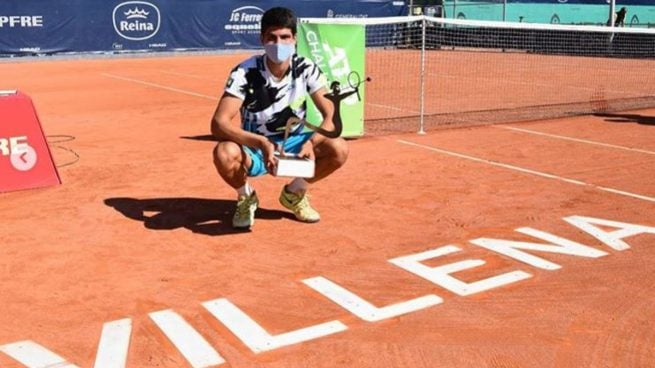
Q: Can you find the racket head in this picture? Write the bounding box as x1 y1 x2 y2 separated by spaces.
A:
347 71 361 90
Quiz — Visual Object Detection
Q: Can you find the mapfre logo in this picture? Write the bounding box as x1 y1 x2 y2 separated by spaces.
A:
225 6 263 34
0 135 37 172
0 15 43 28
113 1 160 41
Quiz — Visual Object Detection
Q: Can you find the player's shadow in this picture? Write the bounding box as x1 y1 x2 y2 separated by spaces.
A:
104 197 291 236
594 113 655 126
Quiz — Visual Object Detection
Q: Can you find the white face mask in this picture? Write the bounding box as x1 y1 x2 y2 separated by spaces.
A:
264 43 295 64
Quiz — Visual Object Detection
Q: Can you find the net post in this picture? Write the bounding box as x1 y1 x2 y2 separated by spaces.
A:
418 16 427 135
609 0 616 27
503 0 507 22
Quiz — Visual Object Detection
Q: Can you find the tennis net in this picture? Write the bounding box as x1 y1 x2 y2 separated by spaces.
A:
300 16 655 134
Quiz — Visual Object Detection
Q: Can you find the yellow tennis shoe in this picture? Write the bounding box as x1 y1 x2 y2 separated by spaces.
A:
232 191 259 229
279 186 320 223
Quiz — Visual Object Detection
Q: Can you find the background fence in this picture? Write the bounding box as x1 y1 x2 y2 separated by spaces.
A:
437 0 655 26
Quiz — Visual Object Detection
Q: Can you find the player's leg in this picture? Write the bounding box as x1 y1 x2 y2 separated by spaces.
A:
213 141 261 229
213 141 250 188
278 134 349 223
310 136 349 183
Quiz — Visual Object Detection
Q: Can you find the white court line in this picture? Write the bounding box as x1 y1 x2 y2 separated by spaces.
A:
94 319 132 368
160 70 206 79
101 73 215 100
0 340 79 367
149 310 225 368
397 139 655 203
101 73 422 117
366 102 420 114
495 125 655 156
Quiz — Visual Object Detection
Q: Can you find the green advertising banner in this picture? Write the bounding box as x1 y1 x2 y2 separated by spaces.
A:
297 22 365 138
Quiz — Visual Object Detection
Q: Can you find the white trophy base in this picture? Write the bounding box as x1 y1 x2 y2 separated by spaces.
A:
274 152 315 178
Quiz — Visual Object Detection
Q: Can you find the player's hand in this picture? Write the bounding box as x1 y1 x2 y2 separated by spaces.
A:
298 140 315 160
260 139 278 174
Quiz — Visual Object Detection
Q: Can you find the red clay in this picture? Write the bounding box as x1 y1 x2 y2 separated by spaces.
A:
1 54 654 367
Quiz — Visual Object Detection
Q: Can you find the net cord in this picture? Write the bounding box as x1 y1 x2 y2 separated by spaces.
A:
300 15 655 35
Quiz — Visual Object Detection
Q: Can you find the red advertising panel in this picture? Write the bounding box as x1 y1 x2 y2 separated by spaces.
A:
0 91 60 193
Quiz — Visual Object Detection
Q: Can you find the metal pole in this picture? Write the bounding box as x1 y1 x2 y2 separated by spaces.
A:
609 0 616 26
503 0 507 22
409 0 414 16
453 0 457 19
418 16 426 135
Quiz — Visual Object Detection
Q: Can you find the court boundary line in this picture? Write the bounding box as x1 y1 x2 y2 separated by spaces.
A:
366 102 420 114
396 139 655 203
160 70 207 80
495 125 655 156
100 73 421 116
101 73 215 100
101 72 421 117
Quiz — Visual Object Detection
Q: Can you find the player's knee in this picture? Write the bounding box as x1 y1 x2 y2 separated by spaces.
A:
213 141 242 168
331 138 349 168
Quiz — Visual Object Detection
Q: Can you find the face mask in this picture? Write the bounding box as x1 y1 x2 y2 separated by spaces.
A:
264 43 295 64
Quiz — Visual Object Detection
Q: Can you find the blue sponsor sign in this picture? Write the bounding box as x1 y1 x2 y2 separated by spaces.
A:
0 0 406 56
0 2 76 54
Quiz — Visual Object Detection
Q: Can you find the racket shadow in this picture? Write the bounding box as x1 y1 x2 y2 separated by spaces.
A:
104 197 291 236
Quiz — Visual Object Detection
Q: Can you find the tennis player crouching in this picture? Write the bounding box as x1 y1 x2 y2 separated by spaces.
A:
210 7 349 229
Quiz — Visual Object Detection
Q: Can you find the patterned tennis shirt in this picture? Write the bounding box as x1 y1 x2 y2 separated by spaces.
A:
224 53 327 138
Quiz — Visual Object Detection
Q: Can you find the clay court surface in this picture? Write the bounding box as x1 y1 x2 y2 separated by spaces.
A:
1 53 654 367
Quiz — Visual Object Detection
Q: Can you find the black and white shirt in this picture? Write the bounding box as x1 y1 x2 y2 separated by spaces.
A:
224 54 327 137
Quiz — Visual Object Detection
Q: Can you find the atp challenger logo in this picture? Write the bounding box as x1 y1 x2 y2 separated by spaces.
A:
113 1 160 41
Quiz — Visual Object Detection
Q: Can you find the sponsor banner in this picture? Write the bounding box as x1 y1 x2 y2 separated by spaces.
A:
217 0 405 48
0 2 76 54
222 5 265 48
113 1 162 42
81 0 170 53
321 0 407 18
0 91 60 193
0 1 405 55
298 23 365 137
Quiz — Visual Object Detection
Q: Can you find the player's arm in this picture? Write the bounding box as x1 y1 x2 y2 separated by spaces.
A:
211 93 277 171
211 92 271 150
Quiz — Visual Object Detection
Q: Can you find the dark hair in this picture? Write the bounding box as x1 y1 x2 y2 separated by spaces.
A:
261 7 297 36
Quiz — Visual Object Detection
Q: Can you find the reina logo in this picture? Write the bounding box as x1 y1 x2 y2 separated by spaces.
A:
113 1 160 41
